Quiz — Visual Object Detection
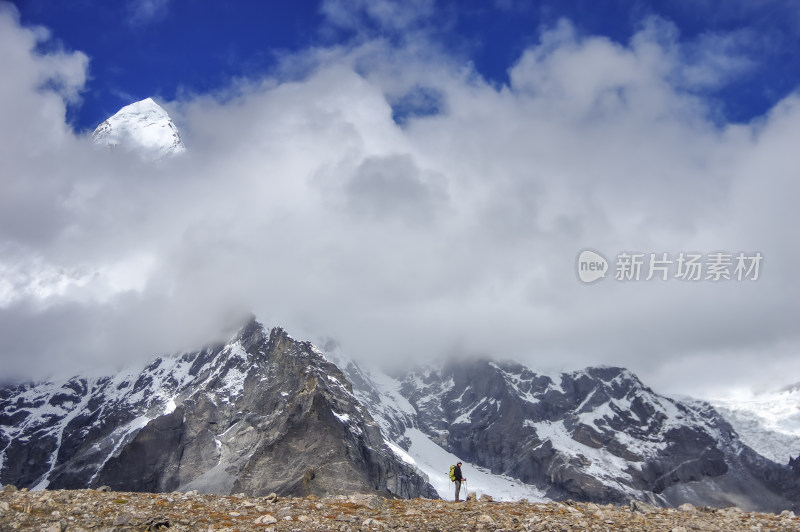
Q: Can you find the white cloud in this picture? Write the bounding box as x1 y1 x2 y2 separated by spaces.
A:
0 6 798 398
0 5 87 152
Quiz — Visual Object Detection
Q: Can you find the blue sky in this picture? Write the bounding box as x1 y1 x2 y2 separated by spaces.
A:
11 0 800 131
3 0 800 395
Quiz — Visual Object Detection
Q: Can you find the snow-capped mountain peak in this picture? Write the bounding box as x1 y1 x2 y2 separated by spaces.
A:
92 97 185 160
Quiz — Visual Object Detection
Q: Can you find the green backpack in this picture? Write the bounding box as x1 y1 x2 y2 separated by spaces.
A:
448 465 456 481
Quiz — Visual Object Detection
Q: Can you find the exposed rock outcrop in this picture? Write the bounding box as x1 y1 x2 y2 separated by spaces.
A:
339 358 800 512
0 321 436 499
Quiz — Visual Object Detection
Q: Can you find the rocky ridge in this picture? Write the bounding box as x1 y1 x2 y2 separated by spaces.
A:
336 358 800 511
0 486 798 531
0 321 435 499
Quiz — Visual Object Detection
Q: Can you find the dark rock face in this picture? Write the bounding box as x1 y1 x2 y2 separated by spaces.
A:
0 322 436 499
338 358 800 512
97 408 186 493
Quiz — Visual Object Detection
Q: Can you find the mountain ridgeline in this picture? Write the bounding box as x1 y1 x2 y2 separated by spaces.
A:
0 322 436 499
1 319 799 512
338 356 800 511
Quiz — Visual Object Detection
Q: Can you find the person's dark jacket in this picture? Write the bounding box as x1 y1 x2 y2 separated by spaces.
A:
454 465 464 481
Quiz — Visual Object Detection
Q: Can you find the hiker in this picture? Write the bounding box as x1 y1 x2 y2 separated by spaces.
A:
453 462 466 501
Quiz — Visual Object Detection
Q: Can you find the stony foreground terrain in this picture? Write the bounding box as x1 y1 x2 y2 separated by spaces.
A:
0 486 798 531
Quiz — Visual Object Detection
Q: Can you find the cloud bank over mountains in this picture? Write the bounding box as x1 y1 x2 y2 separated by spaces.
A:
0 2 798 396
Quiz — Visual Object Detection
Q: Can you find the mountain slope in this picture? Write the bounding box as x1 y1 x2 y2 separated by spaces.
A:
708 385 800 465
0 320 436 499
332 356 800 512
326 352 550 501
92 97 185 160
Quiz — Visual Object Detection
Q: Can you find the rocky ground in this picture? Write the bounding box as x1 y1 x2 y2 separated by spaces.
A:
0 485 798 531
